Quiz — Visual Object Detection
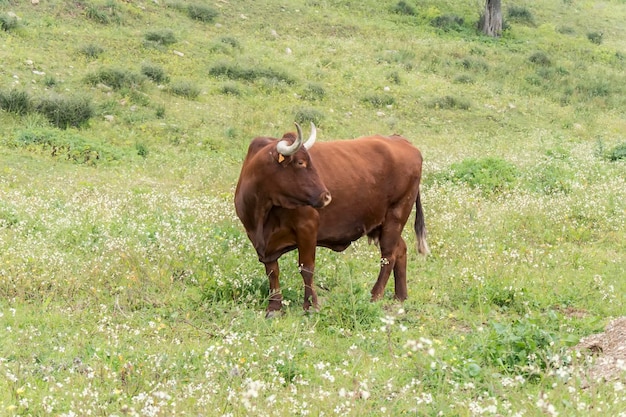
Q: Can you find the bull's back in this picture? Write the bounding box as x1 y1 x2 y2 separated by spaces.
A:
310 136 423 246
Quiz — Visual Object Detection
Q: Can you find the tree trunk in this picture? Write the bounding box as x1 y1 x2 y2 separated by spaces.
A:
481 0 502 37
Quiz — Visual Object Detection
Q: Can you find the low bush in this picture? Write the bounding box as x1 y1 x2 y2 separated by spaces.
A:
78 44 105 58
187 4 218 23
362 93 395 108
85 1 122 25
12 128 117 164
35 94 94 129
431 14 464 32
428 95 471 110
528 51 551 66
587 31 603 45
144 29 177 45
0 13 19 31
301 83 326 101
606 142 626 161
391 1 417 16
219 82 243 96
0 89 33 115
443 157 519 195
507 5 535 25
168 80 200 99
141 62 169 83
294 107 325 126
209 61 296 85
85 67 146 90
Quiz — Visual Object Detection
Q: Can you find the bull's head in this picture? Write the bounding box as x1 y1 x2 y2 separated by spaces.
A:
271 122 331 209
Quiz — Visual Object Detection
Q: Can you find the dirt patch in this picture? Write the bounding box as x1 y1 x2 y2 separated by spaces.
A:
573 316 626 383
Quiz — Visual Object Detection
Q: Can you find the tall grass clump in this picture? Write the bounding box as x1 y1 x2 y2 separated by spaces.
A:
209 61 296 85
167 80 200 99
144 29 177 45
301 83 326 101
0 13 19 32
362 93 395 108
391 1 417 16
85 1 122 25
606 142 626 161
85 67 146 90
219 82 243 96
0 89 33 115
431 14 465 32
507 5 535 26
528 51 552 66
587 31 603 45
428 95 471 110
187 4 218 22
294 107 325 125
141 62 169 84
35 94 94 129
78 43 105 59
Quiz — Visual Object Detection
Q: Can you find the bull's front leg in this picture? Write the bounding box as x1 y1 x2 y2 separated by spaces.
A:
265 261 283 317
298 241 319 312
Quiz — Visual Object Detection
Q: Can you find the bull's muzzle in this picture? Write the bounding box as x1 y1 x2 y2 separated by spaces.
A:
315 191 332 208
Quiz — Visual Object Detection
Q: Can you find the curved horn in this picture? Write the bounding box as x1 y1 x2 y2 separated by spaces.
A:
303 122 317 150
276 122 303 156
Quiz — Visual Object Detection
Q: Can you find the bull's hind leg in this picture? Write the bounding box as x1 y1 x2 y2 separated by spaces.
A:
265 261 283 316
371 208 411 302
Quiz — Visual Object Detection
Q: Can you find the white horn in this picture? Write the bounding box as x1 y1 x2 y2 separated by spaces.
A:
276 123 303 156
303 122 316 150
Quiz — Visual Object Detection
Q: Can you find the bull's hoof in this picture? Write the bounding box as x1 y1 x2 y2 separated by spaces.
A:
265 310 284 319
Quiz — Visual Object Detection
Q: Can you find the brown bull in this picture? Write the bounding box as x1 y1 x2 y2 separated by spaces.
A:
234 123 428 316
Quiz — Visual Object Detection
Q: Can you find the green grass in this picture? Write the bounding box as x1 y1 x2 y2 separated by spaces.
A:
1 0 625 415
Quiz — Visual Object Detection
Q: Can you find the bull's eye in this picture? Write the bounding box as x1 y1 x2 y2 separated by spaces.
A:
296 159 307 168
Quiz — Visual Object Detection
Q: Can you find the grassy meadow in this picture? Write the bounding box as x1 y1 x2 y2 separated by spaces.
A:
1 0 625 415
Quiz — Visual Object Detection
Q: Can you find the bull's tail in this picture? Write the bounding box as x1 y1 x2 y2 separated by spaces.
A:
414 191 430 255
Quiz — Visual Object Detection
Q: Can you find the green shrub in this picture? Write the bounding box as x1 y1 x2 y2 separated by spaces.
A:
428 95 471 110
459 57 489 72
362 93 395 108
387 71 402 85
391 1 417 16
35 94 94 129
453 74 474 84
78 43 105 58
43 75 57 87
587 31 603 45
301 83 326 101
606 142 626 161
13 128 116 164
294 107 325 125
431 14 464 31
145 29 177 45
219 82 243 96
528 51 551 66
0 13 19 32
469 313 573 379
444 157 518 194
135 142 149 158
85 67 146 90
0 89 33 115
209 61 296 85
168 80 200 99
85 1 122 24
141 62 169 83
507 5 535 25
527 161 573 195
187 4 218 22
